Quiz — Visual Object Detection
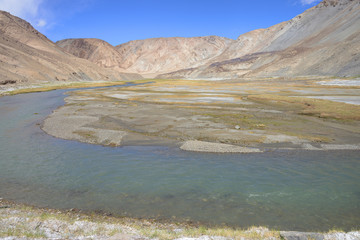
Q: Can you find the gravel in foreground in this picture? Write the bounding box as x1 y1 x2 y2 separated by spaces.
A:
1 200 359 240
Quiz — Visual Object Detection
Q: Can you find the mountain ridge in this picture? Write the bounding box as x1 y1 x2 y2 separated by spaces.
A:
57 36 234 77
159 0 360 79
56 0 359 79
0 10 141 85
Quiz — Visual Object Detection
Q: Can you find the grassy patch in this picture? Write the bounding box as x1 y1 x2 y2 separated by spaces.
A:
200 112 266 130
73 130 96 139
4 81 129 95
248 94 360 121
2 79 156 96
0 228 46 238
2 202 359 240
0 203 282 240
135 225 281 240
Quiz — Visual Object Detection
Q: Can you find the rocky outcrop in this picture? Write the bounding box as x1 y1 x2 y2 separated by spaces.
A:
0 11 141 84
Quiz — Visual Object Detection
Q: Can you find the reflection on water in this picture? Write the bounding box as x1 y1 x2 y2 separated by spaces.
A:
0 88 359 231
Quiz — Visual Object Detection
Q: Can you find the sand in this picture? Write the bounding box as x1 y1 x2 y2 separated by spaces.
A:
180 140 262 153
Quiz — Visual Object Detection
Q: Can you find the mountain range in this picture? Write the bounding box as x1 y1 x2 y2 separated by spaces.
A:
0 0 359 84
0 11 141 85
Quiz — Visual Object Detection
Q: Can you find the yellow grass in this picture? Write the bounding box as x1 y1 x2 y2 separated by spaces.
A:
3 79 151 96
248 94 360 121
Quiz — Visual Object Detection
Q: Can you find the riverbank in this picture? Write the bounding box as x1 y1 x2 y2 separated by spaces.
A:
1 199 359 240
0 79 151 96
0 199 280 240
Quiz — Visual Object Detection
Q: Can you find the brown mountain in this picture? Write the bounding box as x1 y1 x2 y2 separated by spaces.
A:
2 0 359 83
56 38 126 71
114 36 234 77
56 0 359 79
57 36 234 78
0 11 140 85
160 0 360 79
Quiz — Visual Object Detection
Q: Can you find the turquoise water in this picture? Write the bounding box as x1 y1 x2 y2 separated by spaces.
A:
0 87 359 231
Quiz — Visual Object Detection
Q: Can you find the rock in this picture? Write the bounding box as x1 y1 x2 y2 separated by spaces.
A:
108 233 143 240
324 231 360 240
301 143 322 150
280 231 324 240
0 80 16 85
320 144 360 150
175 236 230 240
174 228 184 233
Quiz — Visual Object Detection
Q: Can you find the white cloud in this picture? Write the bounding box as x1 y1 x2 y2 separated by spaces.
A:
37 19 46 27
0 0 43 18
0 0 50 28
301 0 320 5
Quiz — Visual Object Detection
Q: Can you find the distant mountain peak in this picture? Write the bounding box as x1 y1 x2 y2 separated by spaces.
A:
317 0 355 8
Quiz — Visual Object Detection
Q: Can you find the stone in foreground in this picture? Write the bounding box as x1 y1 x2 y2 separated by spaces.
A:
280 231 324 240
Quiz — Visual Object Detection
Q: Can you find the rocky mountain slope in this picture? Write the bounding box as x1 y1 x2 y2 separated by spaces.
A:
160 0 360 79
57 36 234 77
56 0 359 79
0 11 140 85
57 38 126 71
114 36 234 76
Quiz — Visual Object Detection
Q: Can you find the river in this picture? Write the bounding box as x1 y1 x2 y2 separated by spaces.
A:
0 85 359 231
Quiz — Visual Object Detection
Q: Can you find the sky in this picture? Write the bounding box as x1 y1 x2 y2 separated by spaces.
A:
0 0 322 46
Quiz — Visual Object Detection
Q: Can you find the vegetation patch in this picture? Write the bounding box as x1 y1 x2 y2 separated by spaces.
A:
0 201 283 240
73 130 96 139
200 112 266 130
2 79 156 96
248 94 360 121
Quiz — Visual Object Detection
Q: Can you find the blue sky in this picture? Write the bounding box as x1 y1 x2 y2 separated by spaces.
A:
0 0 321 46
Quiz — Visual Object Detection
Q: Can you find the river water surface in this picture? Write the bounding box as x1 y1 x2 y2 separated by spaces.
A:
0 86 359 231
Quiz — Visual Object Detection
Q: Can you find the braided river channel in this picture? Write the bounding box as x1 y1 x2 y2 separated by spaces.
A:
0 85 359 231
